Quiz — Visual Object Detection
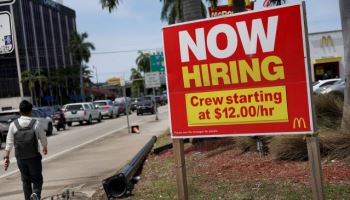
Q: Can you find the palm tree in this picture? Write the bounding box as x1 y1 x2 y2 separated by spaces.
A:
22 70 48 106
100 0 120 12
161 0 217 24
339 0 350 130
130 68 144 97
136 51 151 74
49 68 66 105
69 32 95 102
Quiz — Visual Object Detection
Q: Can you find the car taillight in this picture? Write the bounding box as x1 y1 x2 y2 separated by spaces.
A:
103 106 109 110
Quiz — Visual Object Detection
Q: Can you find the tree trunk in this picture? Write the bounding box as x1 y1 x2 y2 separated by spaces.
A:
183 0 203 22
340 0 350 131
233 0 246 13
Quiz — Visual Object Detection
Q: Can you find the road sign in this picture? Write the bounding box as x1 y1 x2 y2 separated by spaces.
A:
0 12 13 54
150 52 165 73
163 3 314 138
145 72 161 88
0 0 15 6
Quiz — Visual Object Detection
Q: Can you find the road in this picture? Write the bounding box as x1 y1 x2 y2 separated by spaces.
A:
0 106 167 179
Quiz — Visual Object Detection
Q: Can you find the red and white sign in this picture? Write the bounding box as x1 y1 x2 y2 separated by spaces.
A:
163 4 314 138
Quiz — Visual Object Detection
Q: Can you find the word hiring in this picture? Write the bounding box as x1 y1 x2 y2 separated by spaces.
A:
179 16 283 88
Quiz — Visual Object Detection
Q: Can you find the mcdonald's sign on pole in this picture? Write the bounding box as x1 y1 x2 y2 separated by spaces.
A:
163 3 315 138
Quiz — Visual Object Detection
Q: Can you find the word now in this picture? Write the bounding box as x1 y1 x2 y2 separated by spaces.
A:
179 16 278 62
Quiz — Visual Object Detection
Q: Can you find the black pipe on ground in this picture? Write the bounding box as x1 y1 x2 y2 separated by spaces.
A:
102 136 157 199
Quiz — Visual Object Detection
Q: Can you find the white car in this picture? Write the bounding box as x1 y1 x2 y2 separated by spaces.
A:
93 100 119 118
313 78 340 93
0 109 54 136
63 103 102 126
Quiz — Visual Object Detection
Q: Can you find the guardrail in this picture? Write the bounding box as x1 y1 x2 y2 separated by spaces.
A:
102 136 157 199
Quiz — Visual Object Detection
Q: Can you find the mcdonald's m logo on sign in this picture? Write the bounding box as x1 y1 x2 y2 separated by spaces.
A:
293 117 307 129
320 35 334 47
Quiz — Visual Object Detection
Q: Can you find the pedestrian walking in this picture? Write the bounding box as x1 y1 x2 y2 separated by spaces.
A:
3 100 48 200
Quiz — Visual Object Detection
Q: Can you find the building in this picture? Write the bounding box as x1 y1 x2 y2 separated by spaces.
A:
309 30 344 81
0 0 76 109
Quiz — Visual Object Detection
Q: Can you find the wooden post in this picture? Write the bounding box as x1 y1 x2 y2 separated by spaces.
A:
173 139 188 200
307 136 325 200
302 2 325 199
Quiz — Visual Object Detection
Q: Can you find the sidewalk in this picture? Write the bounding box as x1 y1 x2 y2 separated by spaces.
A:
0 109 170 200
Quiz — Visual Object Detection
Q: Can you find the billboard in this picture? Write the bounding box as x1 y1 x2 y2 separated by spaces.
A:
0 12 13 54
209 2 255 18
163 4 314 138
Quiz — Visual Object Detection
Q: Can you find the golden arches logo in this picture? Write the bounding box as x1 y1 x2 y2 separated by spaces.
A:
293 117 307 129
320 35 334 47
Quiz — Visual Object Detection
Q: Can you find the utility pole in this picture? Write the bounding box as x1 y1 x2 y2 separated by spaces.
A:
93 65 99 88
10 5 24 99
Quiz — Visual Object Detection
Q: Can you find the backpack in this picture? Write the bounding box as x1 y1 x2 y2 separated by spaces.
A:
13 119 39 159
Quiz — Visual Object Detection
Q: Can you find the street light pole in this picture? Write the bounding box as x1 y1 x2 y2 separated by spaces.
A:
93 65 99 88
10 5 24 99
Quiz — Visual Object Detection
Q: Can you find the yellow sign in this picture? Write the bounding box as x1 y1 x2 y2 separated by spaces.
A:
293 117 306 129
320 35 334 47
185 86 288 127
107 77 123 86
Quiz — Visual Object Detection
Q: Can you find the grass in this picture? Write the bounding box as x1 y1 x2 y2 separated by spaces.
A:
120 136 350 200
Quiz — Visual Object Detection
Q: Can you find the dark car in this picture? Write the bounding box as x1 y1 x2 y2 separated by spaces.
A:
155 96 167 106
137 100 155 115
130 98 140 112
37 106 59 119
0 112 20 147
114 102 131 115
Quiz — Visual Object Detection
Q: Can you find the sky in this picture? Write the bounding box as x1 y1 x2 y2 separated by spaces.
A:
63 0 342 83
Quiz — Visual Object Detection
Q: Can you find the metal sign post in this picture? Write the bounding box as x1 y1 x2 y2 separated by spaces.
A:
7 6 24 99
145 72 161 121
121 79 131 134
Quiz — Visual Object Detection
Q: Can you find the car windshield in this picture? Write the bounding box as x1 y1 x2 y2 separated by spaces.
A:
334 79 345 85
140 100 152 106
114 102 124 106
0 113 20 123
66 105 83 111
312 81 320 86
94 102 107 107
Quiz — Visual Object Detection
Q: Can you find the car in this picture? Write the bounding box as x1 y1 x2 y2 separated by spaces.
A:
37 106 61 119
113 101 131 115
0 112 20 148
319 79 345 99
136 100 156 115
130 98 140 112
313 78 340 94
0 109 54 136
155 95 167 106
63 103 102 126
93 100 119 119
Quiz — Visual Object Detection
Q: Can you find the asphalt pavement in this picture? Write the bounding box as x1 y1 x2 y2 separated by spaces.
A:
0 106 170 200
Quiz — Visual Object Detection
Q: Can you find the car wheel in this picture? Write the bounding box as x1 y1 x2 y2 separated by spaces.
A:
0 135 3 149
98 115 102 122
63 124 66 130
87 116 92 124
110 112 114 119
46 123 53 136
67 122 72 127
